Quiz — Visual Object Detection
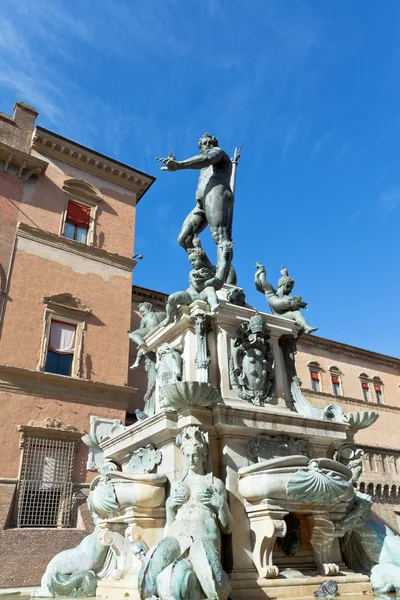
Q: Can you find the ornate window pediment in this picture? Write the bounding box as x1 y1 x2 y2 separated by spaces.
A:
62 178 102 204
42 293 91 317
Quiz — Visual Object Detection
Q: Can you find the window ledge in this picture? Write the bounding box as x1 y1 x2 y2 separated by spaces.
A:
0 363 134 409
302 386 391 410
17 222 136 272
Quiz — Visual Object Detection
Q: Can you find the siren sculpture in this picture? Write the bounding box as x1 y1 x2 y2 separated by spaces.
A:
254 263 318 334
138 426 233 600
337 444 400 593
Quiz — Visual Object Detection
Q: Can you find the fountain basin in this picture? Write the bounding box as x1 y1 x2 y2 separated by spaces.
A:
108 471 167 508
238 455 354 505
161 381 222 409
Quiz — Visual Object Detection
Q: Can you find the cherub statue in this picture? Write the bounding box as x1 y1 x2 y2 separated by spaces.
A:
129 302 166 369
254 263 318 334
138 425 233 600
163 241 233 326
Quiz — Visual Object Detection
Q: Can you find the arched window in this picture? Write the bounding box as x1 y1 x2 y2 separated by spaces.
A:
329 366 342 396
308 361 321 392
372 376 384 404
359 373 370 402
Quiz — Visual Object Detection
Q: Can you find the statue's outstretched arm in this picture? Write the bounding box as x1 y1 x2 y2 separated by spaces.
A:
178 147 224 170
157 148 225 172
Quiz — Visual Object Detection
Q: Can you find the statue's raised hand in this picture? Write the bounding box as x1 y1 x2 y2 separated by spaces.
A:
167 484 189 509
197 486 223 513
254 262 265 273
156 156 179 171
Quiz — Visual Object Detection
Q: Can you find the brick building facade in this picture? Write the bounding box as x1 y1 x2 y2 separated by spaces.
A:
0 102 154 587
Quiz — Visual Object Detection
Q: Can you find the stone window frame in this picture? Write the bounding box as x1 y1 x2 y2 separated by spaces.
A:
15 417 82 528
359 372 371 402
307 361 323 392
372 375 385 405
59 178 102 247
329 365 343 396
38 294 91 378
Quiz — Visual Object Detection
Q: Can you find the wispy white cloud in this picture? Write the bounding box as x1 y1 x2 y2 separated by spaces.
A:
380 187 400 214
310 131 335 159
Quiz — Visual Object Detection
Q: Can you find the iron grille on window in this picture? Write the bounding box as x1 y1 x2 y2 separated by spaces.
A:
17 437 75 527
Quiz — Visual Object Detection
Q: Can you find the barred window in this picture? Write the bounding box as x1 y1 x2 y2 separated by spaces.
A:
17 437 75 528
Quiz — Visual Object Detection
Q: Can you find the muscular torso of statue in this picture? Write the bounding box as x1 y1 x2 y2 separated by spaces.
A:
196 151 233 205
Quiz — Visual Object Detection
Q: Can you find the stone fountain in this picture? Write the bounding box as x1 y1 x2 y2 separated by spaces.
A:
32 133 400 600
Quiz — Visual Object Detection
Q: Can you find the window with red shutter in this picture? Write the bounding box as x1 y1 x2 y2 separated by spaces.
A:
310 370 320 392
64 201 90 243
361 380 370 402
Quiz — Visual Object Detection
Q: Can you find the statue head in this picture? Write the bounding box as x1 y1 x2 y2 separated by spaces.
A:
277 266 295 295
138 302 154 316
198 132 219 154
177 426 209 475
187 246 208 270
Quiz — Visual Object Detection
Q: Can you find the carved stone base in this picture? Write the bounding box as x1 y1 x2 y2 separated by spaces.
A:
246 505 288 579
306 514 339 576
96 507 165 599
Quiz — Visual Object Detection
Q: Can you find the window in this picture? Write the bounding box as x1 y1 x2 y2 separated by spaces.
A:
63 201 90 243
44 321 76 376
60 179 102 246
331 376 340 396
329 366 341 396
361 381 370 402
17 436 76 527
374 384 383 404
39 293 91 378
308 361 321 392
311 370 320 392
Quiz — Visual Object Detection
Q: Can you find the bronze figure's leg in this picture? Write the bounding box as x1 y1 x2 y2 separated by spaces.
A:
178 206 207 250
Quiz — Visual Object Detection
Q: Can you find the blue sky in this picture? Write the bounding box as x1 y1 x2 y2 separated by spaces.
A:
1 0 398 357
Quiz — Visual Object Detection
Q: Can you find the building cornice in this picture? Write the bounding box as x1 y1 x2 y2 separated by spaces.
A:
0 140 48 181
303 387 400 414
299 334 400 369
132 284 168 304
0 363 134 410
32 127 155 200
17 222 136 272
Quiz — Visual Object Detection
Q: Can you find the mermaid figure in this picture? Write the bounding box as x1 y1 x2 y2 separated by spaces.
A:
139 426 233 600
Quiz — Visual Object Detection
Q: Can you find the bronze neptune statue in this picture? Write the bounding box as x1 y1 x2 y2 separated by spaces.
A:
156 133 239 284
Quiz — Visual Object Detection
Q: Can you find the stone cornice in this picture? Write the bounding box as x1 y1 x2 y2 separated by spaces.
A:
298 334 400 368
32 127 155 200
0 140 48 181
0 364 134 410
132 285 168 304
17 222 136 272
303 387 400 413
17 418 82 447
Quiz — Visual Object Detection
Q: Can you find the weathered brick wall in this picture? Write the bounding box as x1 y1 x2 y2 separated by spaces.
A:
0 173 23 285
0 499 93 588
0 484 16 531
0 102 38 153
